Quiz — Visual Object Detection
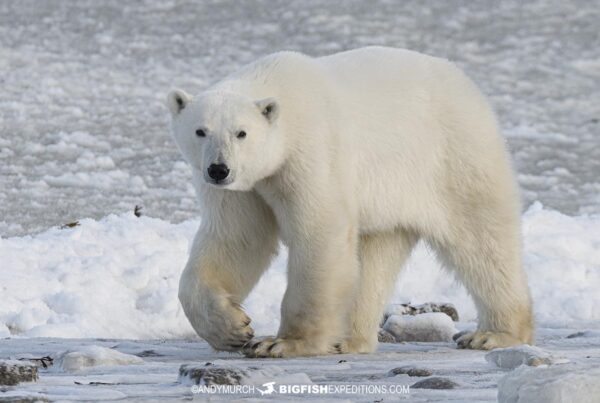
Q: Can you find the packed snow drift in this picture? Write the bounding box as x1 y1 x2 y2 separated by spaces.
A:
1 203 599 339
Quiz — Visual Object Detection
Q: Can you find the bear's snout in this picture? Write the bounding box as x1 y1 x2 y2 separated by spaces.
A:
207 163 230 183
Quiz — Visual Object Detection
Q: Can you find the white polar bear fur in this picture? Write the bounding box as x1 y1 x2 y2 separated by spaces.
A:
168 46 534 357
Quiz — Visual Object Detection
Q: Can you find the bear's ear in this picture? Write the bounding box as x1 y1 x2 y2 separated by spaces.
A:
255 98 279 123
166 89 192 116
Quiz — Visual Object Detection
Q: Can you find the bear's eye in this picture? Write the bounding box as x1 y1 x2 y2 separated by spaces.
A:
195 129 206 137
236 130 247 139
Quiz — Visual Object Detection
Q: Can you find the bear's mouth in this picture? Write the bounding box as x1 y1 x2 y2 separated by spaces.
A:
205 177 234 187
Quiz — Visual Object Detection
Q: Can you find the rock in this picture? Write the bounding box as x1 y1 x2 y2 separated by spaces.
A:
378 329 396 343
389 366 432 377
498 364 600 403
0 397 49 403
485 345 568 369
383 303 459 325
411 377 458 389
179 365 246 385
383 312 458 342
0 360 38 385
566 330 600 338
178 364 312 386
53 345 143 372
135 349 163 357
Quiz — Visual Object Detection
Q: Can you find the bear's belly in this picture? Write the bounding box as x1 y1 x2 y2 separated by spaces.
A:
354 157 448 236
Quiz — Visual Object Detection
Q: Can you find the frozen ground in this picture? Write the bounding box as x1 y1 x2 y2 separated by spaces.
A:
1 329 600 402
1 0 599 237
1 0 599 401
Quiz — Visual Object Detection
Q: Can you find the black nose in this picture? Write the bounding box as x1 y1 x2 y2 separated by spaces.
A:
207 163 230 182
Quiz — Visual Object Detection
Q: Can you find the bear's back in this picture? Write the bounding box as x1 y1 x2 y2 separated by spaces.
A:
210 51 325 97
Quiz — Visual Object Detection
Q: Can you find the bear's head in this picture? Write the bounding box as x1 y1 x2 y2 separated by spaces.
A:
167 89 285 191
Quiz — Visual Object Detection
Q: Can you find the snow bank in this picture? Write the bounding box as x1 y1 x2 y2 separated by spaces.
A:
0 213 198 339
1 203 599 339
498 364 600 403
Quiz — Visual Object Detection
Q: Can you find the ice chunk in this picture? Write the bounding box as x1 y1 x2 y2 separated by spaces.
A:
485 345 568 369
498 364 600 403
383 312 458 342
53 345 143 372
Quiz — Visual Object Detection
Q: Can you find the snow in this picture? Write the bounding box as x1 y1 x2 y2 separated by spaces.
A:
498 364 600 403
0 214 197 339
1 203 600 340
383 313 458 342
0 203 599 340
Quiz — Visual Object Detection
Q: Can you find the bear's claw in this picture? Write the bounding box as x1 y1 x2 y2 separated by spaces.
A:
194 296 255 352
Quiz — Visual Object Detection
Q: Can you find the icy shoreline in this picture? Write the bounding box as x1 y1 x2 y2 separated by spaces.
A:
1 203 599 339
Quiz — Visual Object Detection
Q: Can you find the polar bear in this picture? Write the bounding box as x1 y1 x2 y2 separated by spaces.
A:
168 47 533 358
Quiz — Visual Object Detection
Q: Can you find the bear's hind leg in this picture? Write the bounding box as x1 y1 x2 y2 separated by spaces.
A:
344 229 417 353
432 213 534 350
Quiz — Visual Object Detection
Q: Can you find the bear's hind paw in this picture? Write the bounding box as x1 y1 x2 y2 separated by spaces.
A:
456 331 522 350
242 337 336 358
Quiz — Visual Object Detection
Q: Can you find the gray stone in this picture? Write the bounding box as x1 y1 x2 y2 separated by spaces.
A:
411 377 458 389
389 366 432 377
179 364 246 385
566 330 600 338
378 329 396 343
135 350 163 357
0 360 38 386
383 303 459 325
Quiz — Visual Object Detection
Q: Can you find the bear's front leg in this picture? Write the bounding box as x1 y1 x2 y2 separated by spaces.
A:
179 190 279 352
244 214 360 358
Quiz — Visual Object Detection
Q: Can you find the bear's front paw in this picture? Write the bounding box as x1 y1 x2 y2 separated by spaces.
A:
337 337 378 354
242 336 342 358
197 296 254 352
456 331 521 350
